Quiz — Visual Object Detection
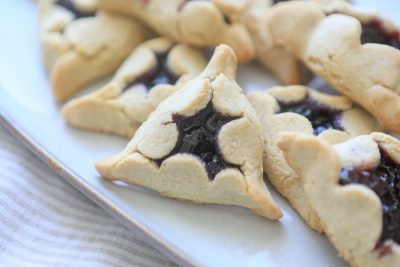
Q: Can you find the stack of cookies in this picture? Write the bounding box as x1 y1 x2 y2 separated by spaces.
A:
38 1 400 266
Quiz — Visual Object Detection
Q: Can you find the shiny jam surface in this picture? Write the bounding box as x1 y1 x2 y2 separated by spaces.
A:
273 0 290 4
156 102 240 179
361 20 400 49
339 148 400 255
123 53 178 92
277 97 342 135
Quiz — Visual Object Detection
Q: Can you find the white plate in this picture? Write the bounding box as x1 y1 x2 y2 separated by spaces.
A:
0 1 399 266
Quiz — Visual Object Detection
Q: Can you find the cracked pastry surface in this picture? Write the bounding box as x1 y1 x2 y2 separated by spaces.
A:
266 1 400 133
279 132 400 267
96 45 282 220
247 85 380 231
39 0 152 101
62 38 207 138
97 0 256 63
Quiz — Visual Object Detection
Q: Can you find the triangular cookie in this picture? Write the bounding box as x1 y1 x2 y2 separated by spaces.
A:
62 38 207 138
266 1 400 132
39 0 152 101
96 45 282 219
279 132 400 267
247 85 381 231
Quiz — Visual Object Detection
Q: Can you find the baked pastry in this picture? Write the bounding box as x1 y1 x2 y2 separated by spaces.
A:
266 1 400 133
96 45 282 219
39 0 152 101
97 0 255 63
38 0 97 71
248 85 382 142
247 85 380 231
279 132 400 267
62 38 207 138
245 0 312 84
245 0 352 84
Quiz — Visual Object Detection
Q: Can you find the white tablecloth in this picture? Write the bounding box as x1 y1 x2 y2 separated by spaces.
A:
0 124 177 267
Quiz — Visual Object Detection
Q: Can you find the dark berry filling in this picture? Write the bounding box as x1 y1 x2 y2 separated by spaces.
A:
156 101 241 179
339 148 400 255
123 52 178 92
325 12 400 50
223 15 232 25
273 0 290 4
361 20 400 49
56 0 95 18
277 96 343 135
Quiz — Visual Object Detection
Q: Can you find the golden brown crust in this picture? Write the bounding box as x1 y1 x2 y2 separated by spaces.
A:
98 0 255 63
247 85 380 231
279 132 400 267
266 1 400 133
39 0 152 101
244 0 352 84
244 0 313 84
96 45 282 219
62 38 207 138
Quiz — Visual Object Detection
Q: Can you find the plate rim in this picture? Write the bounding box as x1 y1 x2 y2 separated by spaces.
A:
0 108 197 267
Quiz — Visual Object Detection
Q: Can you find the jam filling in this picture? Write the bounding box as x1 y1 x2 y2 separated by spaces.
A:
273 0 290 4
123 52 178 92
339 148 400 255
56 0 96 18
325 12 400 50
156 102 241 179
361 20 400 49
277 96 342 135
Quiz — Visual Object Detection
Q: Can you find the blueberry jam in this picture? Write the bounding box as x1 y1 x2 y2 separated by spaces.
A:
56 0 95 18
123 52 178 92
339 148 400 255
156 102 241 179
361 20 400 49
277 96 343 135
325 12 400 50
273 0 290 4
